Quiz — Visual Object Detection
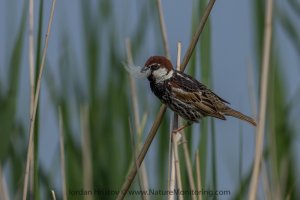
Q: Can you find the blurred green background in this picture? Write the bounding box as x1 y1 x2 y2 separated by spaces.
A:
0 0 299 199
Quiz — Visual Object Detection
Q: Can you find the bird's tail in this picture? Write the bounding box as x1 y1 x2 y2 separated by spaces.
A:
223 108 256 126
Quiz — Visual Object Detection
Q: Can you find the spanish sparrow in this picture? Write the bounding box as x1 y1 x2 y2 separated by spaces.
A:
141 56 256 131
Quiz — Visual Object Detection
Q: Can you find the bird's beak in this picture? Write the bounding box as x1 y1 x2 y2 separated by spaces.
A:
141 66 149 73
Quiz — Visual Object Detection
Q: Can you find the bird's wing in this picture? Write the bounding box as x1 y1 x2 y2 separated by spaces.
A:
174 71 230 104
170 84 226 120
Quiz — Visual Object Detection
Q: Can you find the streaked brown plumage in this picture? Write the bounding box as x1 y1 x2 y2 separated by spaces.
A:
141 56 256 129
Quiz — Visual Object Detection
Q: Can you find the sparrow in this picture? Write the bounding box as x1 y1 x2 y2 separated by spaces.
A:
141 56 256 132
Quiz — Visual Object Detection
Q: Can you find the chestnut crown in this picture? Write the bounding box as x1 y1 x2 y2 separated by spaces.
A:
144 56 173 70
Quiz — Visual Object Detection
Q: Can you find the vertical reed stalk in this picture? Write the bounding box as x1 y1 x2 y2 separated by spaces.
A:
51 190 56 200
168 149 176 200
177 42 196 198
0 165 10 200
28 0 35 196
196 151 202 200
58 109 67 200
23 0 57 199
156 0 170 59
248 0 273 199
168 42 182 200
28 0 35 116
172 133 183 200
125 38 149 198
80 105 93 200
182 135 197 200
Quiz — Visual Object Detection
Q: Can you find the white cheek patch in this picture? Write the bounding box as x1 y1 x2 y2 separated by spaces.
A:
152 67 167 78
153 68 174 83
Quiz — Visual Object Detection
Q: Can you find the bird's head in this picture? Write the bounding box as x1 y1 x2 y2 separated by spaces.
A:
141 56 174 83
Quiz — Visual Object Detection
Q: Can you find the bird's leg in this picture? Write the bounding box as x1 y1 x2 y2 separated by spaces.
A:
172 121 192 134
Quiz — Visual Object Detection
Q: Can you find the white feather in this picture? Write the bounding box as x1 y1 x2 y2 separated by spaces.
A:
122 62 150 78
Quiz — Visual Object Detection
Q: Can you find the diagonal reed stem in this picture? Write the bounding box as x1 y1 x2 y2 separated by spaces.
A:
180 0 215 71
116 105 167 200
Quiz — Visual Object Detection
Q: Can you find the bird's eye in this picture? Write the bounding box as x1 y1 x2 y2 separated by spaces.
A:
151 64 159 70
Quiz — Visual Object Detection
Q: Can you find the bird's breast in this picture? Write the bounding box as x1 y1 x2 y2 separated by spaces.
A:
150 81 170 104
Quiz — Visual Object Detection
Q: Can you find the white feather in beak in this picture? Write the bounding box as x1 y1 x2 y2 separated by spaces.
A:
122 62 150 78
